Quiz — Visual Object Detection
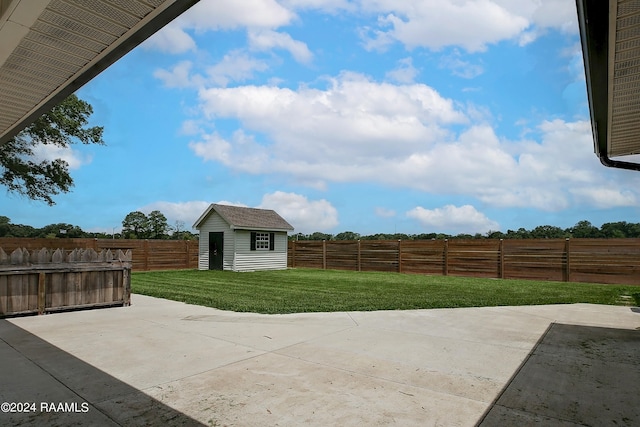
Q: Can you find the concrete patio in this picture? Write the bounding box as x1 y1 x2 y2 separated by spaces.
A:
1 294 639 426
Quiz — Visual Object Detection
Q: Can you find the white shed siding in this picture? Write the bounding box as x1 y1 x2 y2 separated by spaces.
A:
197 212 234 270
233 230 288 272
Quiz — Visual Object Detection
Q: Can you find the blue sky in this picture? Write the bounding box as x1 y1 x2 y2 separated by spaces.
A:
3 0 640 236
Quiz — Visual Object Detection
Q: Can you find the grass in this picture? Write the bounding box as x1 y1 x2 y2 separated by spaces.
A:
130 268 640 314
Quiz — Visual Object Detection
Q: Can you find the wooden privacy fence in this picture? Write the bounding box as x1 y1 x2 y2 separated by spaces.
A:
0 238 198 271
288 239 640 285
0 247 132 317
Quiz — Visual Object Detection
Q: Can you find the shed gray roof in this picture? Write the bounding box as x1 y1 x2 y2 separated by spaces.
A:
193 204 294 231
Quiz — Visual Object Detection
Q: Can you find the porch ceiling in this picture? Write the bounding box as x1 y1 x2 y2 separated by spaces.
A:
0 0 199 145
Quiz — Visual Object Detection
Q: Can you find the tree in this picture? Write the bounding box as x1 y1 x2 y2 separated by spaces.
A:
171 220 184 239
122 211 149 239
170 220 197 240
505 228 531 239
38 223 84 238
308 232 333 240
173 220 185 235
486 230 505 239
414 233 439 240
568 220 602 238
530 225 567 239
148 210 169 239
0 216 10 237
334 231 361 240
0 94 104 205
600 221 640 238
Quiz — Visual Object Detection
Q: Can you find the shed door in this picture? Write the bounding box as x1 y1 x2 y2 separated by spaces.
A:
209 232 224 270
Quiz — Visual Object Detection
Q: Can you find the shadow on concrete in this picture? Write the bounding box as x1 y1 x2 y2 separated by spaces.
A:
477 320 640 426
0 319 206 426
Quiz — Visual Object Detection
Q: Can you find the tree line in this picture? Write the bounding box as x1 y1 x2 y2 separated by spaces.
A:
290 220 640 241
2 216 639 241
0 211 197 240
120 210 196 240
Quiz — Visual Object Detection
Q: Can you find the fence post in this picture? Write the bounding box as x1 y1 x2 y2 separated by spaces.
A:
398 239 403 273
185 240 190 269
564 238 571 282
123 267 131 306
291 240 296 268
192 240 198 268
499 239 505 279
38 272 46 315
443 239 449 276
144 239 149 271
322 240 327 270
357 240 361 272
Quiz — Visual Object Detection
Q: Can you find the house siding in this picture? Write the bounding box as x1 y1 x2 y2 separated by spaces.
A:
233 230 288 272
197 212 234 271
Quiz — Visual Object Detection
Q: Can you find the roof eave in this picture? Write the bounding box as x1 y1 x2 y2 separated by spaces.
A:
192 204 215 229
577 0 640 171
0 0 201 146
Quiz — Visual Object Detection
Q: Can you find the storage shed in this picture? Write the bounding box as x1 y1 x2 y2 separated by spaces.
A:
193 204 294 272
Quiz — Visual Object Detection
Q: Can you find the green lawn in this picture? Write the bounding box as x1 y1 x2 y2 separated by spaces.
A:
131 268 640 314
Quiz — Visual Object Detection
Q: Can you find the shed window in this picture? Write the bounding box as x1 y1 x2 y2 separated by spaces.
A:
251 232 275 251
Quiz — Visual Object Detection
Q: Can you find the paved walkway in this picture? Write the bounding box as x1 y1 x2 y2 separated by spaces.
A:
1 295 638 426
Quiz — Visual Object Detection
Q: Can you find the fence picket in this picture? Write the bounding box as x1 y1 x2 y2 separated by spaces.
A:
52 248 64 263
11 248 25 264
0 238 197 271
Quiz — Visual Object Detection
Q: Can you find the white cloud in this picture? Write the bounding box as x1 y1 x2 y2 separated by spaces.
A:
179 120 201 136
140 201 211 227
188 71 640 211
570 188 637 209
177 0 294 31
147 0 579 57
258 191 339 232
191 72 467 184
143 23 196 54
189 130 269 171
216 200 250 207
145 0 295 54
207 50 270 86
407 205 499 234
140 200 251 229
153 61 196 88
563 43 586 82
154 52 269 89
197 72 466 147
385 57 419 83
521 0 577 33
31 144 92 170
280 0 355 13
359 0 529 52
375 207 396 218
358 0 578 52
248 30 313 64
439 50 483 79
